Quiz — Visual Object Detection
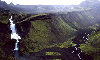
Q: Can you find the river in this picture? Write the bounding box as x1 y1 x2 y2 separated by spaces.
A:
9 16 93 60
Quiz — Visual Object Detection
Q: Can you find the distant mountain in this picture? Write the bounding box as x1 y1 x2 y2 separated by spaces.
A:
0 1 81 14
80 0 100 8
9 2 14 6
15 5 68 14
0 1 24 13
15 5 88 14
1 0 100 14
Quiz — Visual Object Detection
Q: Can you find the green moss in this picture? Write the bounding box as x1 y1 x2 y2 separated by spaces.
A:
45 52 61 55
51 16 77 41
20 20 56 54
20 14 77 54
8 56 18 60
94 56 100 60
55 36 76 48
17 14 48 23
55 17 77 34
88 26 97 30
79 31 100 59
72 21 80 28
53 59 61 60
79 42 100 54
0 13 10 24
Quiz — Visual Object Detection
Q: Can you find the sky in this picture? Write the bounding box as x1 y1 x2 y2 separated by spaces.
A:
1 0 86 5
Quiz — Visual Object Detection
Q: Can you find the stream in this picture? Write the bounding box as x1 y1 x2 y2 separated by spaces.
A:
71 29 92 60
9 16 93 60
31 29 93 60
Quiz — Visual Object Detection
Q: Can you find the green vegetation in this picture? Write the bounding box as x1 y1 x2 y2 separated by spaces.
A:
55 36 76 48
1 0 100 59
19 11 100 58
1 7 100 59
51 16 77 41
94 56 100 60
65 11 100 30
19 14 77 54
0 13 10 24
20 20 56 53
45 52 61 55
79 31 100 60
17 14 48 23
0 11 14 59
53 59 61 60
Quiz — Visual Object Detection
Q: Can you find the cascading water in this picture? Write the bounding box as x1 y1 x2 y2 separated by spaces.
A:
9 16 21 51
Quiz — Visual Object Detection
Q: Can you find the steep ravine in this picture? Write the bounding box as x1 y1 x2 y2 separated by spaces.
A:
13 10 100 60
0 8 100 60
0 12 16 59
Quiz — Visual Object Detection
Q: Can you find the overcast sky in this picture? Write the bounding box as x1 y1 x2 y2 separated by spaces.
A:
1 0 86 5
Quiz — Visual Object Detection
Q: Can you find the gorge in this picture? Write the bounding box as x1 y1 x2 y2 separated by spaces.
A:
0 0 100 60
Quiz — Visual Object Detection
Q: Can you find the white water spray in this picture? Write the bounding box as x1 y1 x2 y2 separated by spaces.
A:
9 16 21 51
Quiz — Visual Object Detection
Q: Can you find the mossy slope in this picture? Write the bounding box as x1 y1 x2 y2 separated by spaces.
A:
18 14 77 54
79 31 100 60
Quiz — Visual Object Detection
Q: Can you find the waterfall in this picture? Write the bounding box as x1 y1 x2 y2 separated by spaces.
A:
9 16 21 51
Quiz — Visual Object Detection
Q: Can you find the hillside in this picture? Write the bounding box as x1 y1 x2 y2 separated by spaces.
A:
0 0 100 60
12 8 100 60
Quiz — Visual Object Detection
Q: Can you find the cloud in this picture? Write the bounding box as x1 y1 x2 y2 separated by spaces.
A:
1 0 86 5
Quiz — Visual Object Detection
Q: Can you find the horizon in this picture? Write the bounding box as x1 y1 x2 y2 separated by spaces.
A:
1 0 86 5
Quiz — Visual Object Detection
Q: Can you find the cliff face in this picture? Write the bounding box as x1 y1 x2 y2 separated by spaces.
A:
0 10 16 59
